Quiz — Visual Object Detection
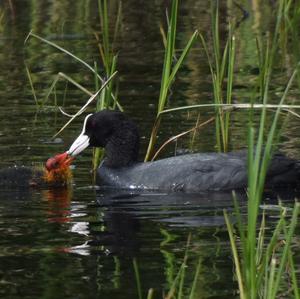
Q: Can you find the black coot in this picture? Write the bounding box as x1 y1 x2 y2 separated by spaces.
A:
66 110 300 192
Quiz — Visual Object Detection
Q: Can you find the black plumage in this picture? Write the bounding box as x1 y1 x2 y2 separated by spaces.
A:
67 110 300 192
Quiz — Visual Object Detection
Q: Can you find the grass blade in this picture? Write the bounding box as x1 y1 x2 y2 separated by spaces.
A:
52 71 117 138
25 31 103 82
224 210 246 299
133 259 143 299
166 30 198 90
25 64 39 106
271 203 300 298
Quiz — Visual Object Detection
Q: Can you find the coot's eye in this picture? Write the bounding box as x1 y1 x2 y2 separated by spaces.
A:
86 120 96 133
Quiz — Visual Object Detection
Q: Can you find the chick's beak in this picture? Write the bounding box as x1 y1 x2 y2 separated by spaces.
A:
45 152 75 171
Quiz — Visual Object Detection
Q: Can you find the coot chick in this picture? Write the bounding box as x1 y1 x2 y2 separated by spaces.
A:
57 110 299 192
0 153 73 188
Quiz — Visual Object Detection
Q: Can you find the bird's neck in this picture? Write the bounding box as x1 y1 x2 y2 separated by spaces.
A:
104 124 140 168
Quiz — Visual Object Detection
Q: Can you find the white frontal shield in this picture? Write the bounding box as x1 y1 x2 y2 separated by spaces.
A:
67 114 93 156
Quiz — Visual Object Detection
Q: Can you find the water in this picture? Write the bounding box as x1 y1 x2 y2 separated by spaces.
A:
0 187 241 298
0 1 299 298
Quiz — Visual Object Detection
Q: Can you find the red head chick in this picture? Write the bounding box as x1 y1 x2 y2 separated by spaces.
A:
44 152 74 187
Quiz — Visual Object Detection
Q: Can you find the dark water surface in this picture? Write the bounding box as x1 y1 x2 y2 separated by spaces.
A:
0 1 299 298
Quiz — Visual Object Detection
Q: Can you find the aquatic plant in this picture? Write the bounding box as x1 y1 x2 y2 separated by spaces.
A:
150 1 300 297
25 32 119 108
144 0 198 161
149 0 300 159
224 1 300 298
93 0 122 112
93 0 122 169
199 0 235 152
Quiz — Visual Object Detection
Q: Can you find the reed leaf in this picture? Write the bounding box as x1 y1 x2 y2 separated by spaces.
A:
270 203 300 298
224 210 246 299
145 0 198 161
188 258 202 299
165 30 198 91
133 259 143 299
25 64 39 106
25 31 103 82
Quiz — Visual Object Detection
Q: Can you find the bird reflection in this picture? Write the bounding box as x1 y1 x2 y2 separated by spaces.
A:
42 188 72 223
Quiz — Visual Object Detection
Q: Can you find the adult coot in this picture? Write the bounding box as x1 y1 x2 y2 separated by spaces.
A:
0 152 73 188
58 110 299 192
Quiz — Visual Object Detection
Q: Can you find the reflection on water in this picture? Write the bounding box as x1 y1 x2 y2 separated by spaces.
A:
0 0 300 298
0 187 240 299
42 189 72 223
1 185 295 299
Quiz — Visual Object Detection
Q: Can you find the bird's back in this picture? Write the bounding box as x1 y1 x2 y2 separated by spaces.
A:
97 151 300 192
97 152 249 191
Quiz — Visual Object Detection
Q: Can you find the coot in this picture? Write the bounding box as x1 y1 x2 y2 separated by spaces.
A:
62 110 299 192
0 152 73 188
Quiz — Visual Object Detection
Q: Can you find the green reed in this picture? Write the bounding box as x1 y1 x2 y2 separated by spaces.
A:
93 0 122 170
199 1 235 152
25 64 38 106
96 0 121 110
224 1 300 298
283 0 300 87
25 31 120 108
150 0 236 156
144 0 198 161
